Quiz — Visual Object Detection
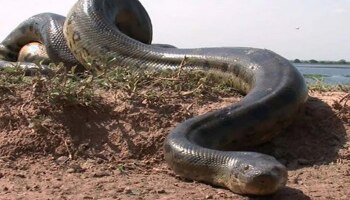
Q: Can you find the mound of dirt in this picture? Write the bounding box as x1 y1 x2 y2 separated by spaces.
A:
0 79 349 199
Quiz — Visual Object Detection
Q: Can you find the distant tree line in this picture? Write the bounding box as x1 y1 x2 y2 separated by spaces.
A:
291 59 349 65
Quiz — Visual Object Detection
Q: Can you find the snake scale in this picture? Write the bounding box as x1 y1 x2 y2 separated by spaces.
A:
0 0 308 195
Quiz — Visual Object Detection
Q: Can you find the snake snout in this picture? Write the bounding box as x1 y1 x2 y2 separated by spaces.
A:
227 153 288 195
243 164 288 195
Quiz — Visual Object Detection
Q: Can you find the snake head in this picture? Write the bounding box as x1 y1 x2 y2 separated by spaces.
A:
226 152 287 195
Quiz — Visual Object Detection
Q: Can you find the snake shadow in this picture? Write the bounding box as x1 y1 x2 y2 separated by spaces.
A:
242 95 346 199
49 101 121 159
248 186 311 200
246 96 347 169
48 99 159 160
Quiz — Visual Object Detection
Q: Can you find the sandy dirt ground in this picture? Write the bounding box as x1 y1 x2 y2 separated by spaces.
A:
0 82 349 200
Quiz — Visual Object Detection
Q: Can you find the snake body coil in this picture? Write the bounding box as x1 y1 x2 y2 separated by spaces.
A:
0 0 308 195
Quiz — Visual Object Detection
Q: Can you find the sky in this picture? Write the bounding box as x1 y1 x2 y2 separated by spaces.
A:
0 0 349 61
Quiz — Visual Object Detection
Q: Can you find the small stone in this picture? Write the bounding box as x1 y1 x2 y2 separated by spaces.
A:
66 168 76 173
124 187 132 194
217 191 227 197
96 158 104 164
16 174 26 178
56 156 69 165
93 171 111 178
205 195 213 199
41 118 52 126
131 189 142 195
157 189 166 194
68 164 85 173
95 152 109 161
28 122 35 128
82 159 96 169
4 187 8 191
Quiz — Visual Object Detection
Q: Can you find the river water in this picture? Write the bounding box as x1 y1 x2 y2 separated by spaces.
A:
294 63 350 85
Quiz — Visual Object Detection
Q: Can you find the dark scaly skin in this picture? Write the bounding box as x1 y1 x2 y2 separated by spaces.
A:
0 13 80 70
0 0 308 195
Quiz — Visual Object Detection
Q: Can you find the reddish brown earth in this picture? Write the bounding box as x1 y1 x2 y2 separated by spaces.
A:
0 83 349 199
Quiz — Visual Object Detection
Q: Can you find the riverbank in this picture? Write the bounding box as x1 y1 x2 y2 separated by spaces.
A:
294 63 350 85
0 67 349 199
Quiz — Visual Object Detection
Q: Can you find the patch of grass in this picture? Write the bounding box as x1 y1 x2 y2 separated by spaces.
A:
0 66 29 99
0 63 245 107
0 66 27 86
94 66 245 106
28 64 97 106
303 74 329 79
307 79 350 92
302 73 350 92
1 63 348 106
0 64 97 106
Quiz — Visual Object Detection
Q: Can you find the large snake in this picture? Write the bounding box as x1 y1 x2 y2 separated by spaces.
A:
0 0 308 195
